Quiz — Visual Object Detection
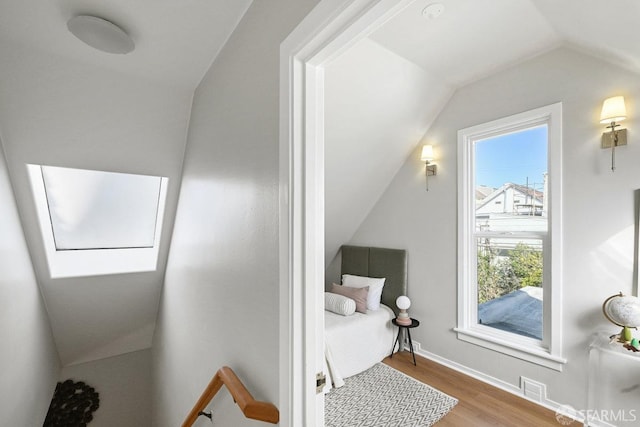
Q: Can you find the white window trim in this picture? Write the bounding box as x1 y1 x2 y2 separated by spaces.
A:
27 164 168 278
456 103 565 371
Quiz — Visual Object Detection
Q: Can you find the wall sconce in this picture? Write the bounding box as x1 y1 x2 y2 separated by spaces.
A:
600 96 627 171
421 144 437 191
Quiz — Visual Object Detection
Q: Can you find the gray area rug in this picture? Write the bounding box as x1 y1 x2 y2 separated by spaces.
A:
325 363 458 427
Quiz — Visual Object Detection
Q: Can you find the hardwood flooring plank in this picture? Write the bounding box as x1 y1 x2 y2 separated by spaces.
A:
383 352 560 426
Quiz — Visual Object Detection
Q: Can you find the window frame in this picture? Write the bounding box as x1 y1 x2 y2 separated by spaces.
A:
455 103 565 371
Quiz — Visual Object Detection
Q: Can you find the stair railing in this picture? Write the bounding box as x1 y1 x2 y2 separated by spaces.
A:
181 366 279 426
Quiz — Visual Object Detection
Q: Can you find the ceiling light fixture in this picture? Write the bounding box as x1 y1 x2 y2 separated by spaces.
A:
67 15 135 54
422 3 445 19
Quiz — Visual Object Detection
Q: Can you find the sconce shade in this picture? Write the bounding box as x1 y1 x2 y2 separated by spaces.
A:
421 145 434 162
396 295 411 310
600 96 627 124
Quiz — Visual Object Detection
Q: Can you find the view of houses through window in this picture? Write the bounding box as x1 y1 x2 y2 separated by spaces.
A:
474 125 547 340
458 103 562 368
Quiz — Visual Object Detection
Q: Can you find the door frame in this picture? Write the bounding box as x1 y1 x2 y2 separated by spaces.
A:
278 0 414 424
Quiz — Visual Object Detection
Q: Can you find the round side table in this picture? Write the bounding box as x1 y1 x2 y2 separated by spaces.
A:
390 318 419 365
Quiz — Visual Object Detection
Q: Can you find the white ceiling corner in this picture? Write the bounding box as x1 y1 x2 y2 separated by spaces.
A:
532 0 640 75
369 0 560 88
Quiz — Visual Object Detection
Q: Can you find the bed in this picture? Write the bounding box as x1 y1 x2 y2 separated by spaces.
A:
324 245 408 390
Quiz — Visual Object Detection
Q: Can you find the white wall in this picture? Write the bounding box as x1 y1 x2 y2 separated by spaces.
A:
59 349 151 427
150 0 319 425
349 47 640 411
0 42 193 366
0 141 59 425
324 38 452 265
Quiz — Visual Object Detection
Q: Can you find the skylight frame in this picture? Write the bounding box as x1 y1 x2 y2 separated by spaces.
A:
28 164 169 278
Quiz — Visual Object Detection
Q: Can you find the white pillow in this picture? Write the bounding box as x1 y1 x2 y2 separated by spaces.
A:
325 292 356 316
342 274 385 311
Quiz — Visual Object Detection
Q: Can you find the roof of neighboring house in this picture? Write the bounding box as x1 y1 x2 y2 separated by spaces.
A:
511 183 543 201
478 286 542 340
475 185 495 201
476 182 543 211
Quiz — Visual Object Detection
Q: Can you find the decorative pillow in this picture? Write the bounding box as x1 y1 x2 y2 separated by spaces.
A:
342 274 386 311
329 283 369 313
324 292 356 316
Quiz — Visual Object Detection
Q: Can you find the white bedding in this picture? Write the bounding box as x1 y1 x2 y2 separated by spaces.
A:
324 304 395 391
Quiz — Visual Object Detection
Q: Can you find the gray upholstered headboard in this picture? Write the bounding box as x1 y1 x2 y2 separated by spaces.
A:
340 245 407 315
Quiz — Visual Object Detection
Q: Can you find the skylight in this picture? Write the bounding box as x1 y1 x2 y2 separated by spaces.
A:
28 165 168 278
41 166 161 250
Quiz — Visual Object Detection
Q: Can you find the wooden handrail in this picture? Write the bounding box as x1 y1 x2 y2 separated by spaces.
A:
181 366 279 426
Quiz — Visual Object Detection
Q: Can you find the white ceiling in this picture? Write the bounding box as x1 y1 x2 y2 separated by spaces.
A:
534 0 640 74
0 0 253 90
324 0 640 265
370 0 640 89
369 0 559 87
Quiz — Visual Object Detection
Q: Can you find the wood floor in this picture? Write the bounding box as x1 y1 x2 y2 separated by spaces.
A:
383 351 560 426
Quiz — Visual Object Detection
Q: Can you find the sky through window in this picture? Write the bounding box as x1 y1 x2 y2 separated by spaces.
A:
475 125 547 188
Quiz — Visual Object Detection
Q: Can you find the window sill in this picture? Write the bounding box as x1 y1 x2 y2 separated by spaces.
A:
454 327 566 371
47 247 160 278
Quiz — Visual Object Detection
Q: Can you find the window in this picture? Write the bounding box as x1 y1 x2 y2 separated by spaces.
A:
28 165 168 278
456 103 565 370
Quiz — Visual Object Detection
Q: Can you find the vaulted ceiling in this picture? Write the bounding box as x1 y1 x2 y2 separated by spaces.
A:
1 0 639 366
324 0 640 265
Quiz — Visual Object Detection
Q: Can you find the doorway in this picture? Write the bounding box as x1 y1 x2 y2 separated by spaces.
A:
278 0 415 425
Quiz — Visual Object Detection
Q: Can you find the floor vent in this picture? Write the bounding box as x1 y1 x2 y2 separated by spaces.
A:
520 376 546 402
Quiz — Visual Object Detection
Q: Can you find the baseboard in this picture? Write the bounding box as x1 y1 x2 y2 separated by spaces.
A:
407 340 600 426
407 340 523 400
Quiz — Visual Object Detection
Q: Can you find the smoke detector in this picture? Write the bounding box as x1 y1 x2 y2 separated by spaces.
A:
422 3 445 19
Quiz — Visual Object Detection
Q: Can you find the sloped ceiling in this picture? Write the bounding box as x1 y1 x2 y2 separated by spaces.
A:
324 38 453 263
324 0 640 266
368 0 559 87
1 0 639 366
0 0 252 366
0 0 253 90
